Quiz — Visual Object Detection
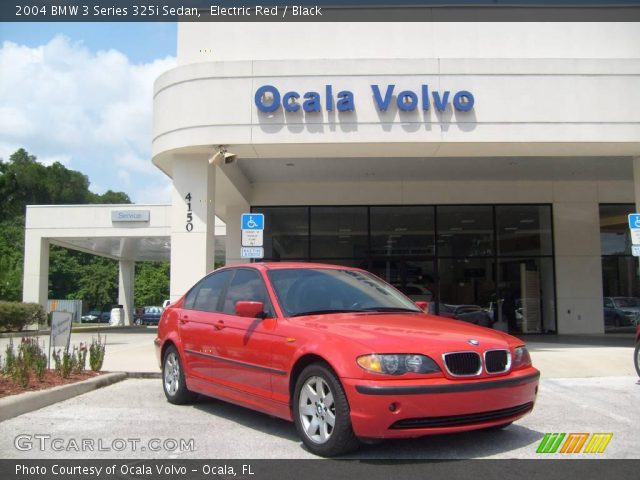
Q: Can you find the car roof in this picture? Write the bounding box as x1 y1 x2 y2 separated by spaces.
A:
216 262 366 272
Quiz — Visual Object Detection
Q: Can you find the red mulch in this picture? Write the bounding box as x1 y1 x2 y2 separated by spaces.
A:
0 370 102 398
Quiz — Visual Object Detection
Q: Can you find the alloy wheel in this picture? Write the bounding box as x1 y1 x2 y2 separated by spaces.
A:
298 376 336 444
164 351 180 396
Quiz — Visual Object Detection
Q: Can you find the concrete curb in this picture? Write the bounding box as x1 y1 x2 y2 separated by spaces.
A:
0 325 153 339
0 371 162 423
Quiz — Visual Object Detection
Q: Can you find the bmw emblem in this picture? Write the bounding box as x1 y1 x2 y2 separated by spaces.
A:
468 339 480 346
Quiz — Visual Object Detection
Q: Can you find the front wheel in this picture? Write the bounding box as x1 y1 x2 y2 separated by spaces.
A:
162 345 196 404
634 343 640 378
293 363 359 457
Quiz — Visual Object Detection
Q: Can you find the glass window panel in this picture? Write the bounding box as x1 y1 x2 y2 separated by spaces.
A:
370 206 435 257
252 207 308 260
600 204 634 256
437 206 494 257
222 269 274 317
497 258 556 334
189 270 233 313
310 207 368 258
369 259 435 302
496 205 552 256
437 258 496 328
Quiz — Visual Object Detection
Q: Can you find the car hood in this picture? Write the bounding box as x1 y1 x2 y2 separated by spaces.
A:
291 312 517 353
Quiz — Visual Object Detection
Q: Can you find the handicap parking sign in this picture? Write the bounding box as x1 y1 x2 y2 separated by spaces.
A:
241 214 264 230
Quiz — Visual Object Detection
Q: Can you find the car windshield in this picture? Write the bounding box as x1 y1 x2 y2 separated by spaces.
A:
267 268 421 317
613 297 640 308
88 310 101 316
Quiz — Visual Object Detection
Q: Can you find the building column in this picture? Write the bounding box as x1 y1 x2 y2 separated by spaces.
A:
553 199 604 334
225 203 250 266
118 260 135 326
22 231 49 321
170 156 216 301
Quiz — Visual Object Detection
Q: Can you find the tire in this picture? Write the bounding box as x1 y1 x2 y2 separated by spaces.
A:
293 363 360 457
634 343 640 378
162 345 196 405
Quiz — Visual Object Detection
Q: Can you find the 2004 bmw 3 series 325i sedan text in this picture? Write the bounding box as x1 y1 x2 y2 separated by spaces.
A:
154 263 539 457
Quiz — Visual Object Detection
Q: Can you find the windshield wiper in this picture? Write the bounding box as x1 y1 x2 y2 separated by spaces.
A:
359 307 421 313
290 309 361 317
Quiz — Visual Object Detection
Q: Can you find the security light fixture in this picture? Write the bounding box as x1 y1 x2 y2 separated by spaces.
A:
209 145 237 166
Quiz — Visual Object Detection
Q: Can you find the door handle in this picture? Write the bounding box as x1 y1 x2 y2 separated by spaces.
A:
214 320 225 330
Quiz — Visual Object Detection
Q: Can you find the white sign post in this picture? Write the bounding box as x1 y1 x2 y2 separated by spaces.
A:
241 213 265 259
49 311 72 367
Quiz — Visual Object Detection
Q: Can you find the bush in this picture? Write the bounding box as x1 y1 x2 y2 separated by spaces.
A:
2 339 16 375
0 301 46 332
89 334 106 372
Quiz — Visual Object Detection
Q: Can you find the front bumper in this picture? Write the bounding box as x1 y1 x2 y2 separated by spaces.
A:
343 368 539 439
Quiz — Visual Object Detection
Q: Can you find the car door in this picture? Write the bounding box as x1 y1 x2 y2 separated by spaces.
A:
213 268 280 400
179 269 233 383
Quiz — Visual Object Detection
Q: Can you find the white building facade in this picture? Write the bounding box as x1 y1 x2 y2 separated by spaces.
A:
24 21 640 335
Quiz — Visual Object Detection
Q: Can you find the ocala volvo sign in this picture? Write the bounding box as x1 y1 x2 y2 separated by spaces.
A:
255 84 474 113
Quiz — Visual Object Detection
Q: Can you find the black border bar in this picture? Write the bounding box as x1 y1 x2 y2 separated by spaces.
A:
3 2 640 21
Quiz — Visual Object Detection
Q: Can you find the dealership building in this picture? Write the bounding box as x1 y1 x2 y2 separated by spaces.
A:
23 21 640 334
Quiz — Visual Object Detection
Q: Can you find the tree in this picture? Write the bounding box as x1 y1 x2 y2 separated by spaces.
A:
134 262 170 306
0 148 132 303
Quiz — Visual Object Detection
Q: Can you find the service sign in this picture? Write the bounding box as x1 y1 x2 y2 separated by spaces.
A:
241 213 265 249
50 311 72 348
111 210 150 222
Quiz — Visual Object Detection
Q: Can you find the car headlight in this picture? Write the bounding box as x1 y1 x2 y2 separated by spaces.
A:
512 346 532 369
356 354 440 375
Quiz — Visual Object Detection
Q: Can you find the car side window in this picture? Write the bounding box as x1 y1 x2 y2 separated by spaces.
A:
187 270 233 313
604 298 613 308
222 269 274 317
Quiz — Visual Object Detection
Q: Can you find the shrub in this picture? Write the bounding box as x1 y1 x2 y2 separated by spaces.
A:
3 339 15 375
12 353 30 388
0 301 46 332
89 334 106 372
74 343 87 374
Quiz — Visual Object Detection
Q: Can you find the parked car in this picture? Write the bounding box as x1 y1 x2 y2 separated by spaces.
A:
429 303 494 328
155 263 539 457
603 297 638 327
635 325 640 378
100 311 111 323
137 306 163 326
80 310 102 323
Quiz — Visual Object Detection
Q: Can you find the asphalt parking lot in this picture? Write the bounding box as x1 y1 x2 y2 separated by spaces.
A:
0 331 638 459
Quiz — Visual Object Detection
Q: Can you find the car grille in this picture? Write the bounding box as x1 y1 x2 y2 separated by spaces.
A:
485 349 511 374
390 402 534 429
443 352 481 376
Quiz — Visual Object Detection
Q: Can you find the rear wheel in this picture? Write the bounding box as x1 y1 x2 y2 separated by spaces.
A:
162 345 195 404
634 343 640 378
293 363 359 457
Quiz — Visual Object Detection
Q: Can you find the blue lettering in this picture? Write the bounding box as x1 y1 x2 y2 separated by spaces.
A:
371 84 394 111
453 90 474 112
303 92 321 112
325 85 333 111
432 91 450 112
255 85 280 113
337 91 354 112
397 90 418 111
422 85 430 111
283 91 300 112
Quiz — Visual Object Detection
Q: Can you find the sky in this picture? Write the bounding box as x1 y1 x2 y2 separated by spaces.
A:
0 22 178 203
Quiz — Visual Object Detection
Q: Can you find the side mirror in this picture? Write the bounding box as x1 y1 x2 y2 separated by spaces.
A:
235 301 265 318
415 301 429 312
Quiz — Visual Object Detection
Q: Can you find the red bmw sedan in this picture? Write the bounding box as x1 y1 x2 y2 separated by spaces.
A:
155 263 539 456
